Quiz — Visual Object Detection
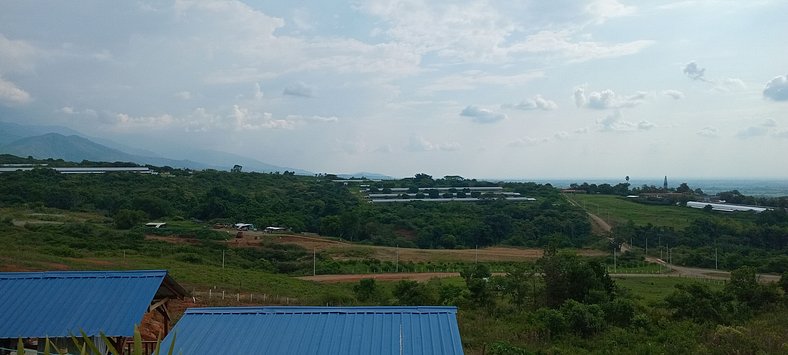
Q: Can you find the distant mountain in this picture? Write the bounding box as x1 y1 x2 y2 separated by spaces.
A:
336 172 394 180
172 149 312 175
0 131 314 174
0 133 215 170
0 121 84 145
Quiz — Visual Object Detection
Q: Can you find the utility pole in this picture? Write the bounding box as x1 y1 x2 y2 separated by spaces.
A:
313 248 316 276
475 245 478 264
613 246 617 273
715 247 718 270
222 249 225 270
396 245 399 273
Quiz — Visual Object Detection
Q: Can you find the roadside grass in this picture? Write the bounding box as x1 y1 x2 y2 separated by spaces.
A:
565 194 738 228
607 263 669 274
614 276 725 304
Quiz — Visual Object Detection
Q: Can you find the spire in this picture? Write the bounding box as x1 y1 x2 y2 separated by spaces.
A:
663 176 668 190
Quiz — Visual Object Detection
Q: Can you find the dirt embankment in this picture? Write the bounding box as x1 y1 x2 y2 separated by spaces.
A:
148 230 604 263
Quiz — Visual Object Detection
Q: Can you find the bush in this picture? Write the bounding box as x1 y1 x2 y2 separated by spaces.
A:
114 209 147 229
560 300 605 336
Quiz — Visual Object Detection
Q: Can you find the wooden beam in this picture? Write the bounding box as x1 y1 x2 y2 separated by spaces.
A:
148 297 170 313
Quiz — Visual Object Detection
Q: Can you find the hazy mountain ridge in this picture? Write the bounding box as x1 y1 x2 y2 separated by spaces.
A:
0 121 390 177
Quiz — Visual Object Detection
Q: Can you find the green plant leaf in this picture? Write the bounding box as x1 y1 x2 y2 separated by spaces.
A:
100 332 121 355
166 332 177 355
43 336 50 355
79 330 102 355
133 324 143 355
17 338 25 355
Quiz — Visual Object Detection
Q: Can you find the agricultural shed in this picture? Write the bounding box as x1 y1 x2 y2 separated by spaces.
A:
0 270 187 352
160 306 464 355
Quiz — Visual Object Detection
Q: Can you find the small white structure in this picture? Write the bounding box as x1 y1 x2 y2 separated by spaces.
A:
145 222 167 228
686 201 770 213
234 223 254 231
264 226 287 233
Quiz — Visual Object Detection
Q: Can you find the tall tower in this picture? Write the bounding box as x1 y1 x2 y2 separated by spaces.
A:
663 176 668 191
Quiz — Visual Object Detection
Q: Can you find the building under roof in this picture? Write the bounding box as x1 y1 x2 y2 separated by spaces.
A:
0 270 186 352
160 306 464 355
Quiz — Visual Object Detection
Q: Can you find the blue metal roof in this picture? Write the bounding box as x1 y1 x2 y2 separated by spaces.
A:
0 270 174 338
161 306 464 355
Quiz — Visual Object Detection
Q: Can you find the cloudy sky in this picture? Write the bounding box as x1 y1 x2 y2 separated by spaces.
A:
1 0 787 179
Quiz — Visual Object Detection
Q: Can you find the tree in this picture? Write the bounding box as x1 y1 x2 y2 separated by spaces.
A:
393 280 436 305
231 164 243 173
114 209 147 229
780 272 788 294
665 283 725 323
676 182 691 193
560 300 605 335
460 264 493 307
353 278 380 302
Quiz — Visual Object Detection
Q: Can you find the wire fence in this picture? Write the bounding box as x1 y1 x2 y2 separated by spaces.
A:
188 289 300 306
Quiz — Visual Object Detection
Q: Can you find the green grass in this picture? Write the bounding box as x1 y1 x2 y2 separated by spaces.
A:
565 194 732 228
614 276 725 304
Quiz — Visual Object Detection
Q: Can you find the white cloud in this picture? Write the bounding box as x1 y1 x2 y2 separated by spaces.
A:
638 121 656 130
419 70 544 93
360 2 651 63
283 82 314 97
0 76 32 105
359 0 517 62
406 136 460 152
253 83 264 100
683 61 707 81
229 105 338 130
508 136 550 147
661 89 685 99
763 74 788 101
714 77 746 92
736 119 777 139
175 91 192 100
574 87 647 109
597 110 653 132
736 126 769 139
113 112 176 128
0 34 38 74
554 131 570 140
586 0 636 24
511 30 653 63
504 95 558 111
697 126 718 138
460 105 507 124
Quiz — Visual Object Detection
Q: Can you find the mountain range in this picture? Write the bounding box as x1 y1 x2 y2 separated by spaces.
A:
0 121 392 178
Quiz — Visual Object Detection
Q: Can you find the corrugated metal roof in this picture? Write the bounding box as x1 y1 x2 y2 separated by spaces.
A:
0 270 176 339
161 306 464 355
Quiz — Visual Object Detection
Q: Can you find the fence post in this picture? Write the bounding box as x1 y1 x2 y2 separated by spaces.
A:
222 290 225 300
209 289 212 299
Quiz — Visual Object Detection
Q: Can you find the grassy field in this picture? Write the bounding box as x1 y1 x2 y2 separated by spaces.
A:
565 194 726 228
614 276 725 304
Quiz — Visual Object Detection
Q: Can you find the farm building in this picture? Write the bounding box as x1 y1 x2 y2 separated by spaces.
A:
0 270 187 354
145 222 167 228
159 306 464 355
686 201 770 213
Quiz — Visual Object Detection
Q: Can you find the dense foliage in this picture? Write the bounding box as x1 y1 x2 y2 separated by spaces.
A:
0 166 591 249
353 249 788 354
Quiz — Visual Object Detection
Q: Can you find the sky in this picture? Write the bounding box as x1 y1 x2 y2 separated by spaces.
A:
0 0 787 179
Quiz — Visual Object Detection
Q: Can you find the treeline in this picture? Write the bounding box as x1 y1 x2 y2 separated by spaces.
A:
615 209 788 273
569 180 788 208
0 167 591 249
353 249 788 353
